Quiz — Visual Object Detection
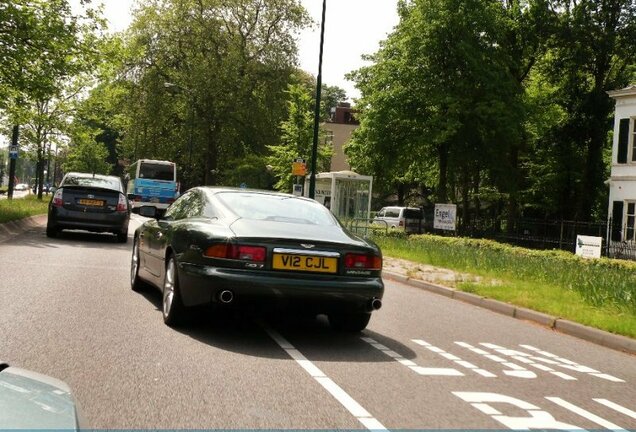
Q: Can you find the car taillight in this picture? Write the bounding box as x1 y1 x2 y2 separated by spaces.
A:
133 195 142 202
204 244 266 262
344 253 382 270
117 194 128 212
399 220 404 227
167 198 175 204
52 189 63 207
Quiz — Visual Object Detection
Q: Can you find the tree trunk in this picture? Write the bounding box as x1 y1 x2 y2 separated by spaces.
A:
437 142 448 203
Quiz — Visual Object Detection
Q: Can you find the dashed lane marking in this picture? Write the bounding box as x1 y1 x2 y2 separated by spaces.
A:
264 327 387 431
411 339 496 378
362 337 463 376
520 345 625 382
455 342 537 379
480 343 577 381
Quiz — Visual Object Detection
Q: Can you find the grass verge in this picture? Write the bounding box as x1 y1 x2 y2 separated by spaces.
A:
374 233 636 338
0 195 49 224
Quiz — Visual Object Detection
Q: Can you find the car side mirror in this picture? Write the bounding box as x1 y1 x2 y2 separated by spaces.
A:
139 205 158 219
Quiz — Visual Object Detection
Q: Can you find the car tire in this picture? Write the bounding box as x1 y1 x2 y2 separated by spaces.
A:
116 229 128 243
46 224 57 238
162 255 186 327
130 238 147 292
328 312 371 332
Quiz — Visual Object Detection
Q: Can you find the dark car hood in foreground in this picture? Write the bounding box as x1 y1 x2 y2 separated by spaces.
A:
228 218 370 247
0 366 81 429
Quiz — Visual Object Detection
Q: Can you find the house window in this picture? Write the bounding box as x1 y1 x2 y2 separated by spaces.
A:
632 119 636 162
626 202 636 241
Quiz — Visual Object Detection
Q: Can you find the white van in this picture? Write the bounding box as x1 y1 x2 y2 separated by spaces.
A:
374 206 424 233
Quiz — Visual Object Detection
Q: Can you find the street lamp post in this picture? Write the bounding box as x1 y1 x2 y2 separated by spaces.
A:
308 0 327 200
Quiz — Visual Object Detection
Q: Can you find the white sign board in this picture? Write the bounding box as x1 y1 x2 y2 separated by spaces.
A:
434 204 457 231
575 235 602 259
292 184 303 196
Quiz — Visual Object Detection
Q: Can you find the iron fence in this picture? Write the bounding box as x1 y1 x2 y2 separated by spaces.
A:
345 216 636 261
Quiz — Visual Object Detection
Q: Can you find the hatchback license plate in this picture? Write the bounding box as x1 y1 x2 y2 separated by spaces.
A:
272 254 337 273
78 199 104 207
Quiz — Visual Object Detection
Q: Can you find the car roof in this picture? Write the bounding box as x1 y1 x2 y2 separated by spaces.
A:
197 186 315 202
63 172 121 181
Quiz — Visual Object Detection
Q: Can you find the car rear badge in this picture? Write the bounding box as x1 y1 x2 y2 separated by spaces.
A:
87 194 94 199
300 244 315 249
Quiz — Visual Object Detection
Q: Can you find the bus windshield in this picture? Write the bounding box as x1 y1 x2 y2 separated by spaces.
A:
139 162 175 181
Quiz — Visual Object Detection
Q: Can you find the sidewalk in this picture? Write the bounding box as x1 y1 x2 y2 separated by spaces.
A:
382 256 636 356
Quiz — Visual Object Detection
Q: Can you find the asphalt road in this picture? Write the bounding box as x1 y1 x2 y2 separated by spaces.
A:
1 219 635 429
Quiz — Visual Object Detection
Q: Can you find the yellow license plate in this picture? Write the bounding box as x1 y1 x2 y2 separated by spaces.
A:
272 254 337 273
78 199 104 207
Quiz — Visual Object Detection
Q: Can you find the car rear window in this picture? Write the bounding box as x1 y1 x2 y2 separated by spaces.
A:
384 208 401 218
404 209 422 219
61 175 121 191
215 192 337 226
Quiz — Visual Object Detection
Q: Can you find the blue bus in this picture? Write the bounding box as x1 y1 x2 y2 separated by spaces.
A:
126 159 179 212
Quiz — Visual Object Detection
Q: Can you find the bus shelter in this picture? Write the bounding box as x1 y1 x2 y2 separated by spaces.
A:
304 171 373 221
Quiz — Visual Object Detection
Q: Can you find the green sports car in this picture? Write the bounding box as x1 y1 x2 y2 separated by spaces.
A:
131 187 384 331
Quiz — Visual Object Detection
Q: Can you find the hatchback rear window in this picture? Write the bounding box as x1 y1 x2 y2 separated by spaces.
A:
404 209 423 219
61 175 122 191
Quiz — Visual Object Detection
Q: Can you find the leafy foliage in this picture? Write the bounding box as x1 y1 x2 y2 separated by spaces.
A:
267 83 333 192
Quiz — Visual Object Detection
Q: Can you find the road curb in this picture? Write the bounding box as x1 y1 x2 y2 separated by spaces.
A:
382 270 636 356
0 214 47 243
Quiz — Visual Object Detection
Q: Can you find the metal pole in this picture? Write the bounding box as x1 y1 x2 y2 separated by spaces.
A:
309 0 327 200
7 125 19 200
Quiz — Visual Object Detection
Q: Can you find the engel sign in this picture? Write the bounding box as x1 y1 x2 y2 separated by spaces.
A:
434 204 457 231
575 235 602 259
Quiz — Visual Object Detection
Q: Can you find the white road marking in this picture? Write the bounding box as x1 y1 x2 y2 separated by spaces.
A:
520 344 624 382
264 327 386 430
455 342 536 379
482 343 577 381
546 397 627 431
590 373 625 383
363 337 463 376
454 392 583 430
412 339 495 377
594 399 636 420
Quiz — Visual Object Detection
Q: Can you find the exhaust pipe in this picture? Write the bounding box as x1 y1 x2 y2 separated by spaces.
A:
369 298 382 311
219 290 234 304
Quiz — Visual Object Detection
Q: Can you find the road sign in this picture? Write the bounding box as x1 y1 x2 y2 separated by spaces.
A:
434 204 457 231
292 158 307 176
8 145 18 159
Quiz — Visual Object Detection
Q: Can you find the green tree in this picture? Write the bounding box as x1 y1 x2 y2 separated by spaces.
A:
63 127 112 174
535 0 636 220
267 83 333 192
348 0 527 222
114 0 310 188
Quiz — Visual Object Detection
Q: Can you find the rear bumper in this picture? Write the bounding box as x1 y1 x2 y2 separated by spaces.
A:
177 263 384 313
48 207 129 232
131 201 170 210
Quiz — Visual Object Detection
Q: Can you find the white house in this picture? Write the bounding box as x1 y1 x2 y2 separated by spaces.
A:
607 85 636 243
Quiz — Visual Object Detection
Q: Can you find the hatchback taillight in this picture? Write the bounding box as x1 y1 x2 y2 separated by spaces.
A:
399 220 404 227
116 194 128 212
52 189 63 207
204 244 266 262
344 253 382 270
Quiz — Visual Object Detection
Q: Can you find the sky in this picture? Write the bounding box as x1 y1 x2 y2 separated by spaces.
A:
93 0 400 100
